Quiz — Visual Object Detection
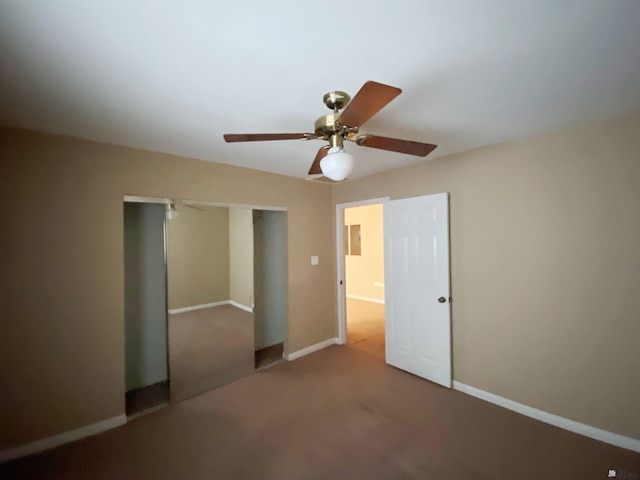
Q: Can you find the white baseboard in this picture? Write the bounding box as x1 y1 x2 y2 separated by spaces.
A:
346 294 385 305
168 300 229 315
0 414 127 464
453 381 640 453
286 337 338 361
126 403 168 422
229 300 253 313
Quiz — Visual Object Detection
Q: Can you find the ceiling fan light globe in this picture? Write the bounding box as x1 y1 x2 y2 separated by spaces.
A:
320 149 354 181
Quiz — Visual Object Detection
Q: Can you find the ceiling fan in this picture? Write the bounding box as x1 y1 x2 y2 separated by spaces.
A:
166 199 204 220
223 81 437 181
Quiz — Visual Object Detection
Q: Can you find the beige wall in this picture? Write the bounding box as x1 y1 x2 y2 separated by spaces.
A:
344 204 384 301
3 114 638 450
229 208 254 309
333 115 640 440
167 205 230 310
0 128 335 449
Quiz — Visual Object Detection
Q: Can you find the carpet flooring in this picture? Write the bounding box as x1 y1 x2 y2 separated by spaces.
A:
169 304 254 402
2 345 638 479
347 297 386 359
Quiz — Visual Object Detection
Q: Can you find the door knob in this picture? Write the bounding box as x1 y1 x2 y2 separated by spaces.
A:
438 297 447 303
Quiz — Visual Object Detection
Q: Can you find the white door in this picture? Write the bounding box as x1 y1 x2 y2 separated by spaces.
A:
384 193 451 387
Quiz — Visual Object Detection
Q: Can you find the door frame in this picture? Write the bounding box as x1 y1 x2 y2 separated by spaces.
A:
335 197 390 345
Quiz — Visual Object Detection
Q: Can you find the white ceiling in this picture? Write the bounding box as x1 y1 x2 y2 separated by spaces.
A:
1 1 639 179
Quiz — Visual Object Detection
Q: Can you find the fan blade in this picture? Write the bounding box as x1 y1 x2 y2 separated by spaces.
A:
338 81 402 128
224 133 315 142
308 145 330 175
354 135 437 157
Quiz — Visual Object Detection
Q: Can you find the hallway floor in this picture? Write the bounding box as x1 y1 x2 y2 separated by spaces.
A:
347 298 385 360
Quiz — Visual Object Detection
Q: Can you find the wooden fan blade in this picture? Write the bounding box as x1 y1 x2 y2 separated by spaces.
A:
354 135 437 157
338 81 402 128
224 133 315 142
308 145 330 175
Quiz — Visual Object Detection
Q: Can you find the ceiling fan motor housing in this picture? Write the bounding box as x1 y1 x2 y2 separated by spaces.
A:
314 113 340 139
314 115 359 141
315 91 356 140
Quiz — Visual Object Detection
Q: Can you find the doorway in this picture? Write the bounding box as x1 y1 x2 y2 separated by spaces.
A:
343 203 386 359
336 198 389 359
337 194 452 388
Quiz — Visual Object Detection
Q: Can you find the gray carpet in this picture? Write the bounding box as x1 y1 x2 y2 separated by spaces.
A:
1 345 638 479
